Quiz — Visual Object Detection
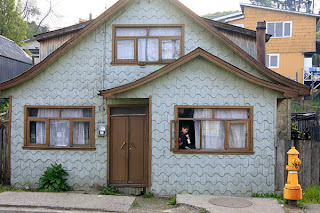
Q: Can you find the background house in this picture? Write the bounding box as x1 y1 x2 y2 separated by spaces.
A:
215 3 320 86
23 38 40 65
0 35 32 83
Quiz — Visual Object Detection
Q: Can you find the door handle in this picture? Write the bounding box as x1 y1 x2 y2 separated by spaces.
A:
120 142 126 149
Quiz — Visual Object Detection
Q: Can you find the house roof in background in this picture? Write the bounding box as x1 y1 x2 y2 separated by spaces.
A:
240 3 320 19
0 0 309 96
213 12 243 21
204 18 271 42
34 21 92 41
0 35 32 64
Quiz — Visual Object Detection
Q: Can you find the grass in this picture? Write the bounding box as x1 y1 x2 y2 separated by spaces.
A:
132 200 140 207
168 194 176 205
99 186 117 195
143 192 154 198
302 184 320 204
251 193 286 204
0 185 30 193
291 98 320 113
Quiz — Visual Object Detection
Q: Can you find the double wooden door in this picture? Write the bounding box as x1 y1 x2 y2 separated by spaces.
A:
109 115 148 185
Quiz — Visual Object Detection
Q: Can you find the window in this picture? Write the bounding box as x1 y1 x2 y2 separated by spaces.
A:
266 21 292 38
266 54 280 68
233 24 244 28
170 106 253 154
112 25 184 64
24 106 95 150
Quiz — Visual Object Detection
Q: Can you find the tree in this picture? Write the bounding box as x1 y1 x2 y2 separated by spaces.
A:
0 0 28 46
250 0 314 13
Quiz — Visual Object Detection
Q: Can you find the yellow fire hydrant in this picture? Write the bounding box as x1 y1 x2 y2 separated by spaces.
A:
283 147 302 201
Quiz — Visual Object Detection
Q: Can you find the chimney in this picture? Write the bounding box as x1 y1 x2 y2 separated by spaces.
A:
256 21 266 66
89 13 92 21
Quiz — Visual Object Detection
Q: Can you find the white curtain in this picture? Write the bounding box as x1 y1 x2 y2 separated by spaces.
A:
61 109 87 145
117 40 135 60
194 109 213 149
35 109 59 144
50 120 70 146
162 39 180 60
149 27 181 36
229 123 247 148
116 27 147 37
138 38 159 62
215 109 248 149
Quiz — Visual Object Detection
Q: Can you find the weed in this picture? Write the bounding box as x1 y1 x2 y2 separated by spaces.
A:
168 194 176 205
251 192 286 204
302 184 320 204
296 200 307 209
144 192 154 198
100 186 117 195
132 200 140 207
199 209 209 213
38 163 72 192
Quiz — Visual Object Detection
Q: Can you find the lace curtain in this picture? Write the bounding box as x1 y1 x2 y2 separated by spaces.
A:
193 109 248 149
35 109 89 146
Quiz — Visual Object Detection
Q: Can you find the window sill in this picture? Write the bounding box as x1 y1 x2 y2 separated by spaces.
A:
22 146 96 151
173 149 254 155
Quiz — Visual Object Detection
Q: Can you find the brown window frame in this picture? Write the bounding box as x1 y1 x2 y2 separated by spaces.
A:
171 105 254 155
112 24 185 65
23 106 95 150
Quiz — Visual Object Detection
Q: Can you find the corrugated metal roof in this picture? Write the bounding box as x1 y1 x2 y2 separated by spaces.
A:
0 35 32 64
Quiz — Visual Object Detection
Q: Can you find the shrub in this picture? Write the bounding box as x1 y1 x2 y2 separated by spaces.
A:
143 192 154 198
168 194 176 205
38 163 72 192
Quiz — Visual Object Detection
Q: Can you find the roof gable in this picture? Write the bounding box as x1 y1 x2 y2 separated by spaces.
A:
100 48 299 98
0 0 309 96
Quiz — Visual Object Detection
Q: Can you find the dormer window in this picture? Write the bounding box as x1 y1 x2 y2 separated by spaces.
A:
112 25 184 64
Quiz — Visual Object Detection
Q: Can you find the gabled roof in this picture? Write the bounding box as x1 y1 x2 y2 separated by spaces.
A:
204 18 271 42
99 48 300 98
0 35 32 64
240 3 320 19
213 12 243 21
35 21 92 42
0 0 309 96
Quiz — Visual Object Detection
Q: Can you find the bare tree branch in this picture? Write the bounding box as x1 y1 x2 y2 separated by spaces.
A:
36 0 51 33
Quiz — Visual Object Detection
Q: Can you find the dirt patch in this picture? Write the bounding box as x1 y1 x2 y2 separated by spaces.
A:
129 196 206 213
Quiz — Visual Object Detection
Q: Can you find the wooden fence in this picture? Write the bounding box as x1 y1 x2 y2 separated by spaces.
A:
0 122 9 185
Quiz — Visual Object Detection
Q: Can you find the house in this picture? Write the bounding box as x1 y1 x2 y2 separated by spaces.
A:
0 35 32 83
0 0 309 196
216 3 320 85
23 37 40 65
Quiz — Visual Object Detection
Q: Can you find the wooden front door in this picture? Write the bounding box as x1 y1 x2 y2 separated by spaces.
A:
109 106 148 186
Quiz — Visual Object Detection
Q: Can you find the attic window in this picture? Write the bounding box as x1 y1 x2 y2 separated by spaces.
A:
112 25 184 64
266 21 292 38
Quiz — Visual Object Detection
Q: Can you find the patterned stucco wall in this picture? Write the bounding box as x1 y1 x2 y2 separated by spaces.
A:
2 23 108 189
102 0 276 90
1 0 282 193
116 57 280 196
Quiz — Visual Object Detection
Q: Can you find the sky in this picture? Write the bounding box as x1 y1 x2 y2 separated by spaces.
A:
37 0 252 30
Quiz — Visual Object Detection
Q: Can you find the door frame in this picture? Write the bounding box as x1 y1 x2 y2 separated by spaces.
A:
107 104 150 187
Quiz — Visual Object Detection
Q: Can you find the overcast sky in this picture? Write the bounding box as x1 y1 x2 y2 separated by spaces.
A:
38 0 252 30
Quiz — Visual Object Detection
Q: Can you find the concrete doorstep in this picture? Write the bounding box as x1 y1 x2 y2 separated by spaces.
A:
176 194 285 213
0 192 135 212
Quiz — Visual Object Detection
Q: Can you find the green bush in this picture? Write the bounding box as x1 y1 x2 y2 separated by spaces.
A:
99 186 117 195
38 163 72 192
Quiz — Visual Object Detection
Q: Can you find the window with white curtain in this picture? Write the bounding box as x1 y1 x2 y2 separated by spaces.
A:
266 21 292 38
25 107 94 149
113 25 183 64
266 53 280 68
170 106 253 154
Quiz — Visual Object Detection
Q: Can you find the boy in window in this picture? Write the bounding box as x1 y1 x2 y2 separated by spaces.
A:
179 125 191 149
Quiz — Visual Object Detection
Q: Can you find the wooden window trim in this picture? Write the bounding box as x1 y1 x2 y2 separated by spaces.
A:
112 24 185 65
24 106 95 150
172 105 254 155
